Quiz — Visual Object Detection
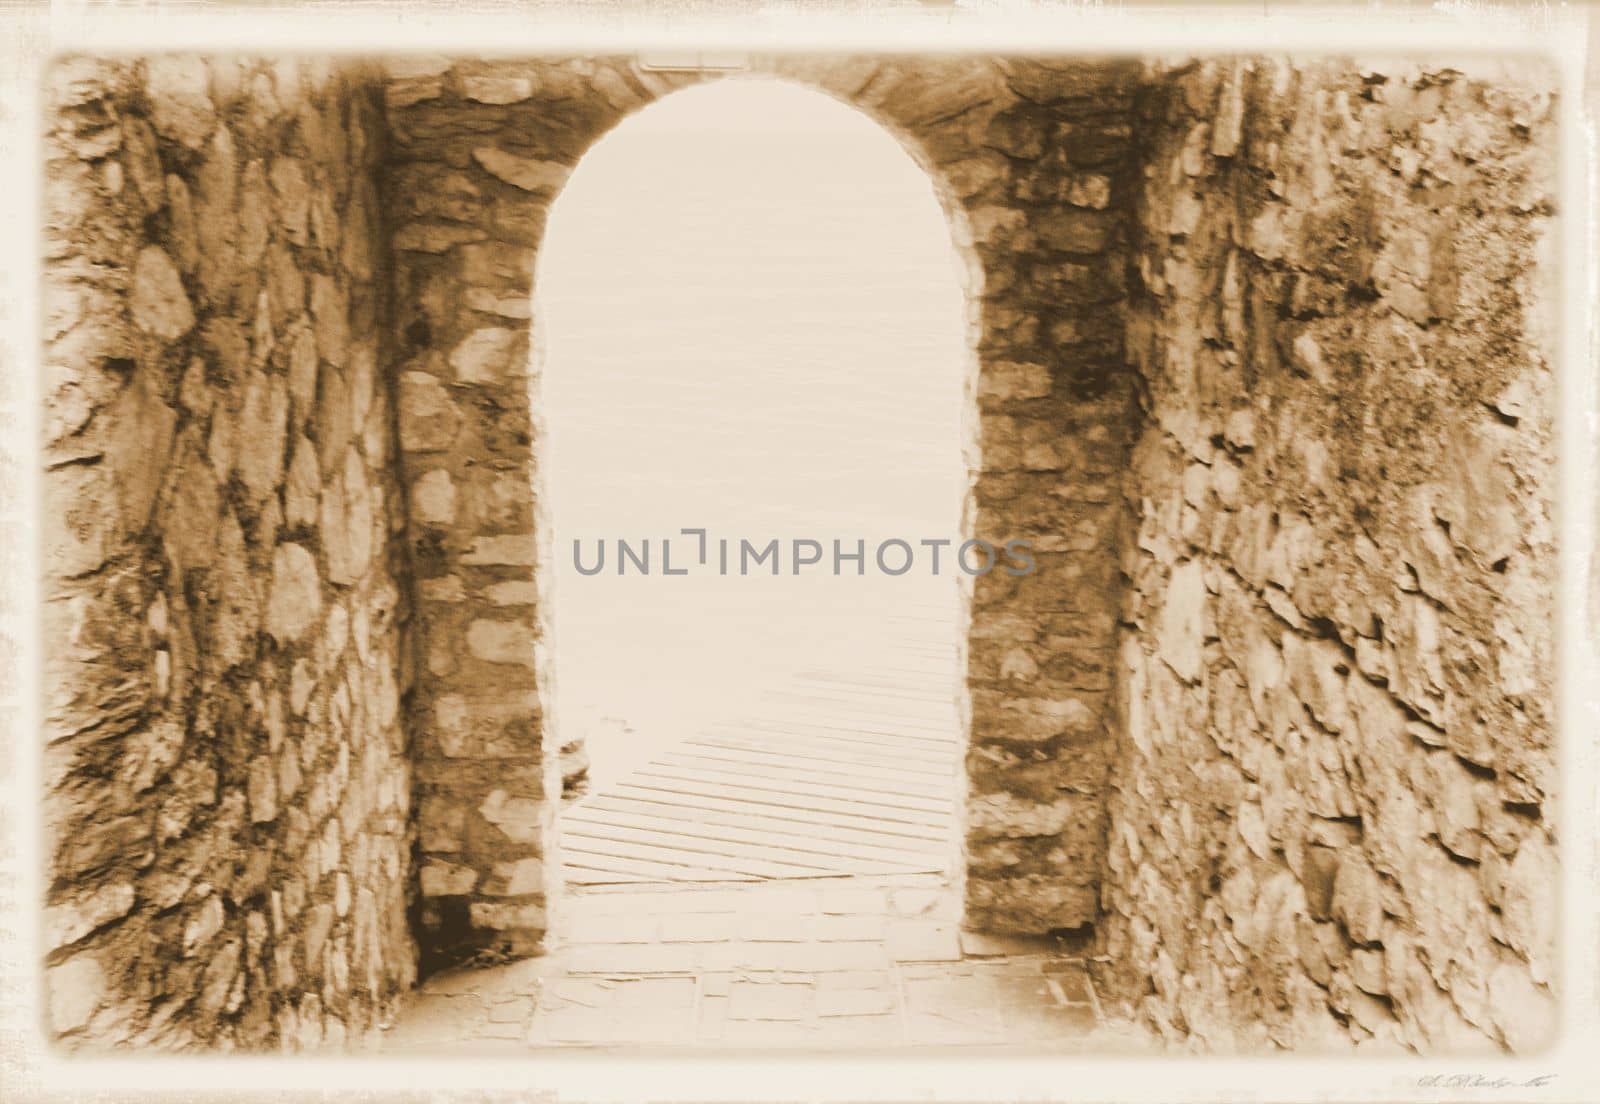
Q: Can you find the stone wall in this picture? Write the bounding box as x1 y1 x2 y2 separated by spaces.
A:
41 56 414 1050
941 57 1140 933
382 53 1144 963
1103 57 1559 1053
41 49 1562 1056
384 56 651 970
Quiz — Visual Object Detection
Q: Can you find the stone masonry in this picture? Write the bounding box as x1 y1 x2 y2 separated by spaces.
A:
384 54 1141 965
1104 58 1558 1053
42 57 415 1050
383 875 1121 1053
40 52 1558 1054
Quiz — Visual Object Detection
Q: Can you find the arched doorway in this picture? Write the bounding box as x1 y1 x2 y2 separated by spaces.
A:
396 56 1129 974
534 79 972 904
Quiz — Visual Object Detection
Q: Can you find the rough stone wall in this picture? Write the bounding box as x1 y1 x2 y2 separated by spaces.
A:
381 54 1143 962
40 49 1565 1056
1103 58 1558 1053
383 56 647 969
41 56 414 1050
927 57 1140 934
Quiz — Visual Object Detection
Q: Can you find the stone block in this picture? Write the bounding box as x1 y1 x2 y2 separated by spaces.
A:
460 534 536 566
304 902 336 965
484 580 536 606
394 223 488 254
468 901 547 932
418 575 464 603
398 371 459 453
1331 853 1383 945
464 288 531 319
478 788 544 844
458 241 535 287
980 361 1052 403
1157 559 1206 682
266 543 322 642
269 156 311 244
448 327 520 384
970 690 1100 745
461 76 534 105
435 694 538 758
472 147 570 193
284 437 321 527
377 54 448 81
1487 960 1556 1054
145 56 215 149
465 619 535 666
248 755 278 823
1303 849 1341 925
235 372 291 503
320 450 374 585
1036 208 1115 253
131 246 195 341
46 882 135 950
419 861 477 897
966 790 1081 832
309 275 350 369
412 467 457 524
1499 834 1557 984
183 894 226 954
483 858 544 897
47 954 107 1034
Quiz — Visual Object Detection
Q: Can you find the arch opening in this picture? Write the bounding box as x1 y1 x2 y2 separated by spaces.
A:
532 79 975 915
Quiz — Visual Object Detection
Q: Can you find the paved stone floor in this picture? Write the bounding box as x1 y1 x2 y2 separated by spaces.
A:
381 874 1145 1053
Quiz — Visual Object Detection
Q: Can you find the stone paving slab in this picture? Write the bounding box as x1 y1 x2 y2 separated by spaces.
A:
886 919 963 962
729 980 815 1021
816 986 896 1017
381 875 1130 1054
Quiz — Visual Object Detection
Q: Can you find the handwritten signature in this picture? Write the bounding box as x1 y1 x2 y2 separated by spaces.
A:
1417 1073 1556 1089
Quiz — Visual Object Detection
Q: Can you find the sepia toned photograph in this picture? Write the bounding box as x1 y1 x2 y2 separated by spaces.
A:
8 1 1596 1099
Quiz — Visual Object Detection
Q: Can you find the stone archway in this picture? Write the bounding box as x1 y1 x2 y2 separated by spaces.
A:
384 55 1141 967
39 49 1561 1055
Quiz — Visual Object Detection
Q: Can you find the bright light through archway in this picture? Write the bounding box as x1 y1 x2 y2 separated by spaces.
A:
538 78 969 796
